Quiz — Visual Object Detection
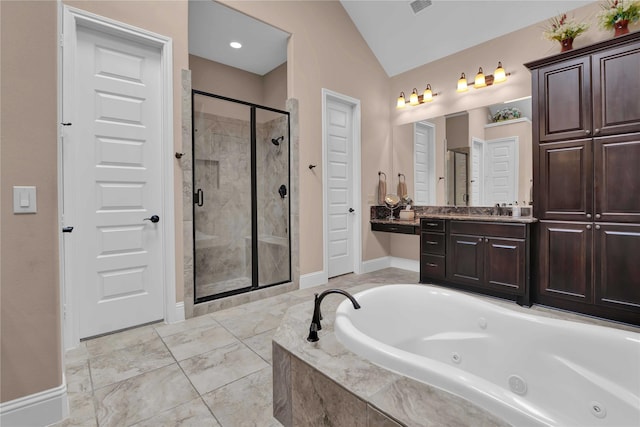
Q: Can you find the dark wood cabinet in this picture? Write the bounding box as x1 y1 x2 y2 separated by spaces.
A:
447 221 528 298
527 32 640 325
420 219 446 281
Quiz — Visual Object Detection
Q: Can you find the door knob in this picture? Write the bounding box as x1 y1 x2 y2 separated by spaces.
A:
62 226 74 233
144 215 160 223
349 208 355 213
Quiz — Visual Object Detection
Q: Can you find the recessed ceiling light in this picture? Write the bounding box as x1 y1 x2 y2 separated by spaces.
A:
230 41 242 49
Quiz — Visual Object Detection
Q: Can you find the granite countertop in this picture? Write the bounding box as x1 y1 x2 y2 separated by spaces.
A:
370 214 537 225
272 286 511 427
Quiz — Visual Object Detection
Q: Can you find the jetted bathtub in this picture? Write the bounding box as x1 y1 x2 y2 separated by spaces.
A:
334 284 640 427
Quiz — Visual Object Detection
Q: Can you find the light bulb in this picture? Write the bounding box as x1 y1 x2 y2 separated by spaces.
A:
409 88 419 106
423 84 433 102
457 73 468 92
494 61 507 83
396 92 406 109
474 67 486 88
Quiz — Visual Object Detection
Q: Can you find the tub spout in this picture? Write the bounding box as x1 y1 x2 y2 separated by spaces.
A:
307 289 361 342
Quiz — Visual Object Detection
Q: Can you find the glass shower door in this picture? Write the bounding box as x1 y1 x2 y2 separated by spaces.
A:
193 93 252 301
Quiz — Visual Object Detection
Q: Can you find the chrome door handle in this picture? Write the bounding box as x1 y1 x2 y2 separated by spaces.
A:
143 215 160 223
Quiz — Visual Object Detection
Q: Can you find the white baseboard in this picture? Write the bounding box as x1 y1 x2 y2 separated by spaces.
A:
390 257 420 272
173 302 185 323
361 256 391 273
362 256 418 273
0 383 68 427
299 270 328 289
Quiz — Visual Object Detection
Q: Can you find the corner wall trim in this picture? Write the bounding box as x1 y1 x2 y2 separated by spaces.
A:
299 270 328 289
0 383 68 427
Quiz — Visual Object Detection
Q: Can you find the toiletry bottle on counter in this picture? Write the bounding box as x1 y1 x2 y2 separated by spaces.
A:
512 202 520 217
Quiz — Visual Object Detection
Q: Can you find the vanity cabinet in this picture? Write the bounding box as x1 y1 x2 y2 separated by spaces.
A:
527 31 640 325
420 219 446 281
420 219 531 305
447 221 527 297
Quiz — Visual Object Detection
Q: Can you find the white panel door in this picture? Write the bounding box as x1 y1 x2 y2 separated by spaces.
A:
414 122 436 205
69 25 164 338
484 137 518 206
326 99 354 277
471 138 484 206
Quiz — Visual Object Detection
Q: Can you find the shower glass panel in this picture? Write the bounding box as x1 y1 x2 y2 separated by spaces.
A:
192 91 290 303
256 108 291 287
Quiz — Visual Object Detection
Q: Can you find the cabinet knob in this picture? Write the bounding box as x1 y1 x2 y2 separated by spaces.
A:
585 129 591 135
594 128 600 135
478 238 483 242
595 225 601 230
595 213 601 219
586 213 592 219
586 224 592 230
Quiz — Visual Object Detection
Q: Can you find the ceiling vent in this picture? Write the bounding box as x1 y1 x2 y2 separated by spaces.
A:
409 0 432 15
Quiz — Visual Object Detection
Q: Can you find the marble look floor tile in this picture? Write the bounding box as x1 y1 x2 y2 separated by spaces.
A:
179 341 269 395
90 337 174 389
49 391 96 427
65 343 89 365
162 323 239 361
202 367 281 427
242 328 276 364
65 360 92 395
85 324 160 357
94 364 198 427
130 398 220 427
215 311 284 340
154 314 218 338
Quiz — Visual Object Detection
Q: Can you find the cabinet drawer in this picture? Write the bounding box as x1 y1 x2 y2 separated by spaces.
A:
421 218 445 232
371 222 417 235
420 254 445 280
421 232 445 255
450 221 526 239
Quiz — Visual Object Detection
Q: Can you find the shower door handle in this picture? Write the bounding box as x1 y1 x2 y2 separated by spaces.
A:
194 189 204 207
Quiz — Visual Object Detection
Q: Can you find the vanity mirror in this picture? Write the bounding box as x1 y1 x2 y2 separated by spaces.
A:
392 97 533 207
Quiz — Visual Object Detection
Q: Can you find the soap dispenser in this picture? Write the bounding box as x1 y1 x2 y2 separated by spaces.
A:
512 201 520 217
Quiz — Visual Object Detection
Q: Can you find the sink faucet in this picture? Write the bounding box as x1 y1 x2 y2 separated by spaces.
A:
495 203 502 216
307 289 361 342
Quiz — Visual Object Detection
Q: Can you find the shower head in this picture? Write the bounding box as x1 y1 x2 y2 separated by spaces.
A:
271 136 284 146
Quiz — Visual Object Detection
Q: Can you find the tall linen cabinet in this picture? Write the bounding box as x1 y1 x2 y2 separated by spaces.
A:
526 32 640 325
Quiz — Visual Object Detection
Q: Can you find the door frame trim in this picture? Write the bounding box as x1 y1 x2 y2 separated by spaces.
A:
321 89 362 280
60 5 176 349
414 121 436 205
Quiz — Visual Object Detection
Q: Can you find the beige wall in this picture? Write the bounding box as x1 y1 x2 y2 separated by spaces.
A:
1 0 188 405
1 0 61 403
222 1 392 271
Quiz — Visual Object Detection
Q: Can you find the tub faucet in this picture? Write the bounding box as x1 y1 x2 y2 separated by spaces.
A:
307 289 361 342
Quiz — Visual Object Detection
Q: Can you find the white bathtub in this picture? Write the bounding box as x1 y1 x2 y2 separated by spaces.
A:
334 284 640 427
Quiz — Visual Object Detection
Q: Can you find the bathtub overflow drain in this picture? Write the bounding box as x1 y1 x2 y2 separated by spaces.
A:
451 352 461 364
508 375 527 396
590 401 607 419
478 317 488 329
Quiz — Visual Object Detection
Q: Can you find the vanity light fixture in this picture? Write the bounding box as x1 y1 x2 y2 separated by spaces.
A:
397 92 406 108
457 73 468 92
474 67 487 88
457 61 511 93
396 85 438 108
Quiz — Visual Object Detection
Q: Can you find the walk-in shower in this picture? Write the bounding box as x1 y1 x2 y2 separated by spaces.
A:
192 90 291 303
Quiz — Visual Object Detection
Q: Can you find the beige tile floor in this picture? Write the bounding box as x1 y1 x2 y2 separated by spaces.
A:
53 268 419 427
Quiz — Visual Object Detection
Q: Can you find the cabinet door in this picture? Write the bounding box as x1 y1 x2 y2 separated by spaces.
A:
538 57 592 142
594 134 640 222
485 237 526 295
537 221 592 303
592 41 640 136
594 223 640 313
447 233 483 286
537 139 593 221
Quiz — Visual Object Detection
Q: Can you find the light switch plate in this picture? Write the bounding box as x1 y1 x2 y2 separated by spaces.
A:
13 186 37 214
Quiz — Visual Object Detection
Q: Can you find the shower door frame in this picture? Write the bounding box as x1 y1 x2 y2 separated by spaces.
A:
191 90 291 304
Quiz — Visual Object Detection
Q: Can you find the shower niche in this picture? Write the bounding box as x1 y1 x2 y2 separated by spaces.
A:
192 90 291 303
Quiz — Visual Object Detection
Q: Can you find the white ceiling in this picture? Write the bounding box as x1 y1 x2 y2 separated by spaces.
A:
189 0 593 77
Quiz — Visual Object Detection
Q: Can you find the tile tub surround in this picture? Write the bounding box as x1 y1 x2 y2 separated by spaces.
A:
272 283 640 427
